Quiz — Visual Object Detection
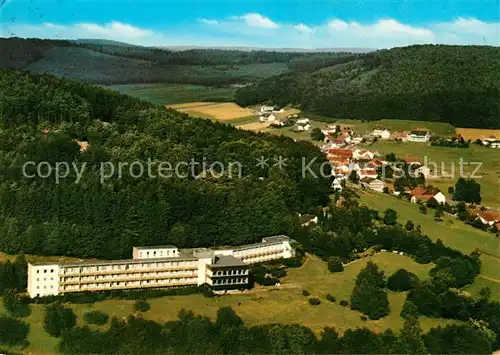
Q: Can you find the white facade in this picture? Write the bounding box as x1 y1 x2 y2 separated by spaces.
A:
408 131 431 142
260 105 275 113
372 129 391 139
432 192 446 204
27 236 295 298
368 179 385 192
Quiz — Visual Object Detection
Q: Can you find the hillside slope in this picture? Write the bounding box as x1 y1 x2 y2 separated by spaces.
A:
0 38 355 86
0 69 330 259
235 45 500 129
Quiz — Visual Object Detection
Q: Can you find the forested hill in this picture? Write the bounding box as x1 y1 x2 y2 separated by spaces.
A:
235 45 500 129
0 38 356 85
0 69 330 259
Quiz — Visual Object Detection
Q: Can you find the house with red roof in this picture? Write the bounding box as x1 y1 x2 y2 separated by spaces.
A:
476 210 500 226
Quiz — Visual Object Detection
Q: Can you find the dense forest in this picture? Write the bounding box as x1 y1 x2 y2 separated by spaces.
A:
0 69 330 259
235 45 500 129
0 38 355 85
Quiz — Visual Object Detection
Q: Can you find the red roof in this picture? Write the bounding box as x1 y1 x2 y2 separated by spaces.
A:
327 149 353 158
478 211 500 223
359 170 377 176
410 187 427 196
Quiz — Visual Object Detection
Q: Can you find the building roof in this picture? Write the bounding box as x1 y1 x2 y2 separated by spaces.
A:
359 169 377 176
328 149 353 158
410 129 430 136
262 235 290 243
410 187 427 196
133 245 177 250
403 156 421 164
213 255 247 268
30 254 198 267
477 211 500 222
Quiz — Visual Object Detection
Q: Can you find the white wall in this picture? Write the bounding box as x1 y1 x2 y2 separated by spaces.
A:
28 263 60 297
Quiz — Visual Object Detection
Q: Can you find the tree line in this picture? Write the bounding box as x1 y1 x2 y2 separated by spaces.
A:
40 304 494 354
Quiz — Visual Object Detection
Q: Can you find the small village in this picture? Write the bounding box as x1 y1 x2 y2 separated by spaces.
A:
249 103 500 236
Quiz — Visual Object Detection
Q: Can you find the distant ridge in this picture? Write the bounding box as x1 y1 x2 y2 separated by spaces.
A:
158 45 374 53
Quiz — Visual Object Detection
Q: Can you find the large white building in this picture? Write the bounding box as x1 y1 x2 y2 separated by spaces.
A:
27 236 295 298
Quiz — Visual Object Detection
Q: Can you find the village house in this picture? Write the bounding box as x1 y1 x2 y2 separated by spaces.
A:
353 149 376 161
327 148 353 160
476 210 500 226
371 129 391 140
391 131 409 141
297 123 311 131
408 129 431 142
358 169 378 180
260 105 275 113
415 165 431 178
331 177 345 191
360 177 385 192
409 187 446 204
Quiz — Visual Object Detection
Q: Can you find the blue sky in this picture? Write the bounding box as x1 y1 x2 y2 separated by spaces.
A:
1 0 499 48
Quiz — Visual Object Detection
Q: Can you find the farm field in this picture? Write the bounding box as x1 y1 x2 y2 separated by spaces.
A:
168 102 254 121
367 141 500 209
1 252 456 355
456 128 500 140
358 191 500 290
107 83 236 105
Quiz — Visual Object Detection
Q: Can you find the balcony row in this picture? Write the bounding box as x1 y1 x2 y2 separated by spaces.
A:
60 265 198 277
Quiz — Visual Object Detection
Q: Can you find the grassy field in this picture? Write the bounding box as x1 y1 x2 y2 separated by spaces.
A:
107 83 236 105
168 102 255 121
358 191 500 289
456 128 500 140
367 141 500 209
1 252 456 354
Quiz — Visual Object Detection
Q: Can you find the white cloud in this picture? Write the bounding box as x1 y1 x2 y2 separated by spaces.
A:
294 23 314 33
328 19 349 30
76 22 153 38
231 13 279 29
198 18 219 26
327 18 434 43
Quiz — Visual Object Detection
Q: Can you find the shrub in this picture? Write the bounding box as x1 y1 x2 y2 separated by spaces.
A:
3 290 31 318
83 310 109 325
351 282 390 320
43 302 77 337
340 300 349 307
387 269 418 292
134 299 151 313
302 290 310 296
308 298 321 306
200 283 215 298
326 294 336 302
327 257 344 273
282 256 303 268
0 315 30 346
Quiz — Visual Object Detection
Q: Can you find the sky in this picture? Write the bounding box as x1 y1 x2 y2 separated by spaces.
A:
0 0 499 48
